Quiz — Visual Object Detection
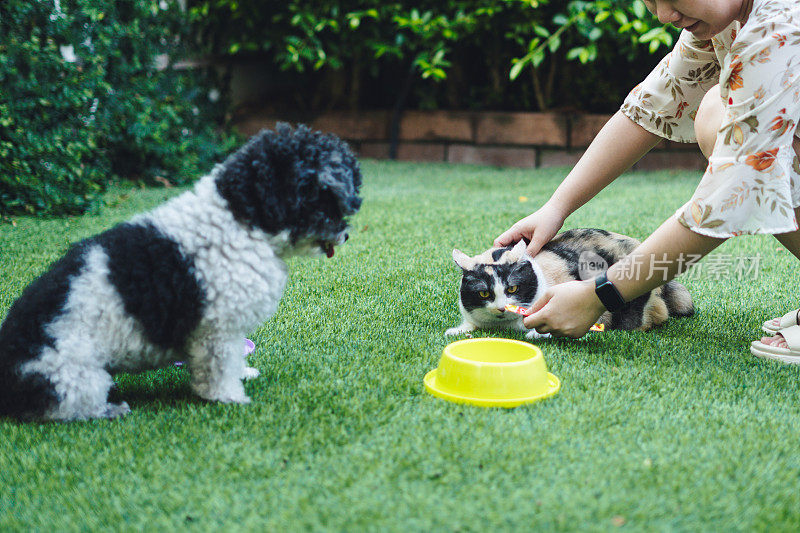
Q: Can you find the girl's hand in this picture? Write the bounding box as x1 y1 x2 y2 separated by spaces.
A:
494 202 567 256
523 279 606 338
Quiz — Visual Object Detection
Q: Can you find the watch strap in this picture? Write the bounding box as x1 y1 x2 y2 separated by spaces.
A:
594 271 626 313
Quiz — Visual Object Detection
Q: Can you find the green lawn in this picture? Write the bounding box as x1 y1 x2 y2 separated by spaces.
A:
2 161 800 530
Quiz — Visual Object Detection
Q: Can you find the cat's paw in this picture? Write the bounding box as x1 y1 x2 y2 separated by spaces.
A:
445 324 475 336
525 329 552 340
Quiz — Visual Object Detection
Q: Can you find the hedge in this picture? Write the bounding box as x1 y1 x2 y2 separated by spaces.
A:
189 0 679 114
0 1 680 216
0 0 234 217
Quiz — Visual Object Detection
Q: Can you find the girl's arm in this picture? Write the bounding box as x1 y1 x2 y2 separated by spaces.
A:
605 216 724 300
549 111 663 216
523 216 725 338
495 111 663 254
497 28 722 254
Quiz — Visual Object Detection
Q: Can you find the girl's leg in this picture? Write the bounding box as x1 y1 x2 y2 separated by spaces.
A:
695 85 724 159
772 134 800 261
696 87 800 348
774 204 800 261
762 203 800 347
762 151 800 348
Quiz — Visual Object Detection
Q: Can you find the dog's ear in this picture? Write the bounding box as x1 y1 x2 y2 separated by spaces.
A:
452 249 475 270
214 128 288 234
214 124 361 241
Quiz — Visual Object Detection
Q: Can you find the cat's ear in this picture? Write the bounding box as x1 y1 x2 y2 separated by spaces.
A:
452 249 475 270
507 239 530 262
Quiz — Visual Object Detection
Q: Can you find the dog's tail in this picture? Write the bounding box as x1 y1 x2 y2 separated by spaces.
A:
661 280 695 318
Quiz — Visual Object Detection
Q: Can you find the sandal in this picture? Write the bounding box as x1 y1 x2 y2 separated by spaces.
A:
762 309 800 335
751 325 800 364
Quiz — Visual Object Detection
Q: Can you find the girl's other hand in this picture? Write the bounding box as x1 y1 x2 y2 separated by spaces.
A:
494 202 567 256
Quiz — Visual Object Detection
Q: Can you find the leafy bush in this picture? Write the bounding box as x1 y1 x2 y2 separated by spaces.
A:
0 0 233 217
0 1 109 215
93 1 234 183
189 0 679 113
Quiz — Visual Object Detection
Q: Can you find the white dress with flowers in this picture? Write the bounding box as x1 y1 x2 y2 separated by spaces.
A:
621 0 800 237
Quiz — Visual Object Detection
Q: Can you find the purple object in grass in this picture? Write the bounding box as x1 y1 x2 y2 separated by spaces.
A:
174 338 255 367
244 338 256 355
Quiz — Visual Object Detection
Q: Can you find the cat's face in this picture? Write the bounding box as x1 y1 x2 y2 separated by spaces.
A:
452 240 542 326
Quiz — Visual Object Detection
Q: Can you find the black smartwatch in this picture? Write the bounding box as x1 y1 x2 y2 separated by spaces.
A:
594 271 626 312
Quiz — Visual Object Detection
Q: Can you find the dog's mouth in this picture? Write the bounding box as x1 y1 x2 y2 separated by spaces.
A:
319 231 349 258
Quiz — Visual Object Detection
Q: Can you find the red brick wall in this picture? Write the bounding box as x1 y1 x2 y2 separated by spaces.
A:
235 110 706 171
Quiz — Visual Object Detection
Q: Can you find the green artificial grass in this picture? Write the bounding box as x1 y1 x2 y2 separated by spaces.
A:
2 162 800 530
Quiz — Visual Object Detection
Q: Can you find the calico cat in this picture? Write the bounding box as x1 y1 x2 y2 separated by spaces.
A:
447 228 694 338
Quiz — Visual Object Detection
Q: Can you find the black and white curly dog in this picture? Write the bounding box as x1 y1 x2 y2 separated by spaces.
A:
0 124 362 421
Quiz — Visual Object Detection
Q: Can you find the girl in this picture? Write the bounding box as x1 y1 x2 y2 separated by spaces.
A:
494 0 800 361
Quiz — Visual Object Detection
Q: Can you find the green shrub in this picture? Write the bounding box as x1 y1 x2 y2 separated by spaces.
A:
0 0 234 218
0 1 109 215
92 0 235 184
189 0 679 113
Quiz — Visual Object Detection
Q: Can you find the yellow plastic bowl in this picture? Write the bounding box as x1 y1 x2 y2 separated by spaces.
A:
424 338 560 408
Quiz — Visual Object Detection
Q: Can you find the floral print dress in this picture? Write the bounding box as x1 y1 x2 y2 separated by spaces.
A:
621 0 800 237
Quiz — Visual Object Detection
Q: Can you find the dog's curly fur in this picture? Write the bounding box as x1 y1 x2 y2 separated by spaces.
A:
0 124 362 421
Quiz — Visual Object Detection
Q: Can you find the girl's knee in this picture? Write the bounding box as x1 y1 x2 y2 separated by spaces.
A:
695 84 723 159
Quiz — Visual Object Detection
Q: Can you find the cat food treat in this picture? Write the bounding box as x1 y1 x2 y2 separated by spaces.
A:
505 304 531 316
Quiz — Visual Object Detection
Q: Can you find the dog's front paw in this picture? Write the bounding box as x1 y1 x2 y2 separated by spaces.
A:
242 366 260 380
102 402 131 419
200 391 252 405
223 393 252 405
193 380 252 405
525 330 552 340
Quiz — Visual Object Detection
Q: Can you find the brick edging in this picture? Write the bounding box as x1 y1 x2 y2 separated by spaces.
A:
234 109 707 170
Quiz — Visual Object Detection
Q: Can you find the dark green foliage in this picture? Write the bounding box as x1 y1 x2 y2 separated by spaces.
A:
0 0 234 217
0 1 109 216
189 0 679 113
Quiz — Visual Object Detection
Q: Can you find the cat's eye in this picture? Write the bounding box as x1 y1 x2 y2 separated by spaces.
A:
479 290 491 298
507 286 518 294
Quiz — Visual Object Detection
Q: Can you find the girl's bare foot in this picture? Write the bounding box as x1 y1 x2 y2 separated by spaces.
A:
765 309 800 331
761 334 789 349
